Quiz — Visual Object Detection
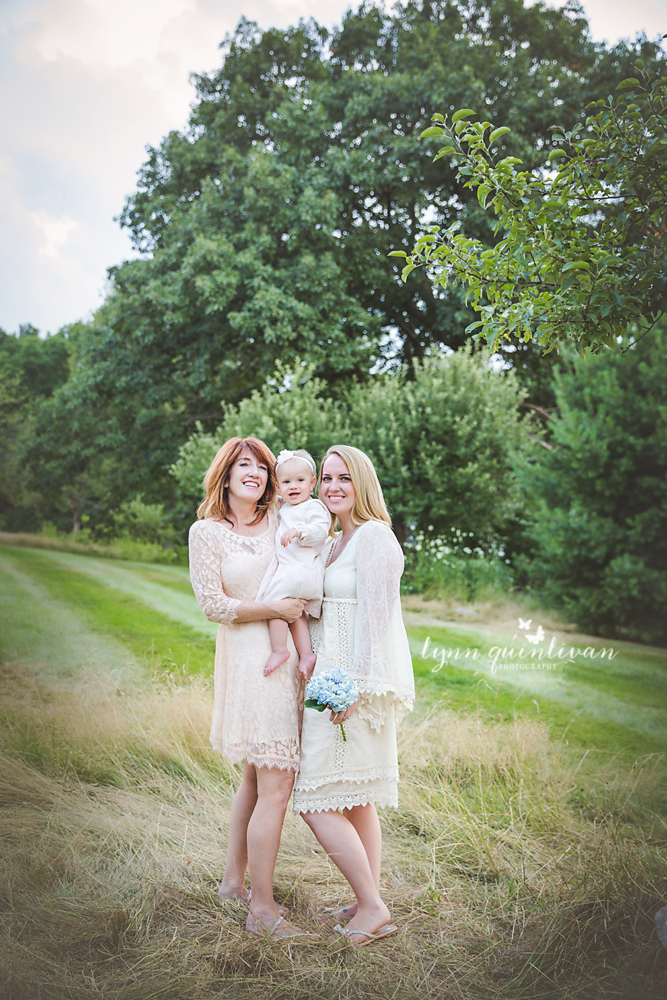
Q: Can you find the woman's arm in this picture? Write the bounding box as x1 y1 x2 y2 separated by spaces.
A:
189 522 306 626
234 597 308 624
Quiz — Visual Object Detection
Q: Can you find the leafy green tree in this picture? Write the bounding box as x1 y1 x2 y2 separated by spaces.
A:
113 0 634 413
517 323 667 646
0 326 71 531
403 57 667 353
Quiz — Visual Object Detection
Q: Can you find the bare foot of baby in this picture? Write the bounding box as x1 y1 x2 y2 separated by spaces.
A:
264 649 290 676
297 652 317 679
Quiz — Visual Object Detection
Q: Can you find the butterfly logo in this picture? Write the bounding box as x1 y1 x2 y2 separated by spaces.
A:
526 625 545 645
518 618 532 630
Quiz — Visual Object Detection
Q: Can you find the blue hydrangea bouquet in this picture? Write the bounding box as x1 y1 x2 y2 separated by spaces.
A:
305 668 360 741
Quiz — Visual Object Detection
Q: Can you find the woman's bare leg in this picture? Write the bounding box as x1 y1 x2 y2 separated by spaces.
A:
218 761 257 899
264 619 291 674
246 766 295 925
346 803 382 890
290 613 317 678
324 803 382 919
302 808 390 939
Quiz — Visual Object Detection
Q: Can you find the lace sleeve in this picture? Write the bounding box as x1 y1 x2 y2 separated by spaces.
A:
188 521 241 626
353 522 403 678
352 521 414 731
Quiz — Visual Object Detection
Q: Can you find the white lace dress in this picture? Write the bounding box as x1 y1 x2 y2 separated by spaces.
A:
189 511 301 771
292 520 415 813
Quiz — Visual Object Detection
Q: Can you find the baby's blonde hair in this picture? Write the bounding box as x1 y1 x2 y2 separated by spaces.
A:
319 445 391 529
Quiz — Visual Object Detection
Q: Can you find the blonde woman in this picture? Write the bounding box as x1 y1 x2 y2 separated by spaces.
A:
189 437 309 939
293 445 415 945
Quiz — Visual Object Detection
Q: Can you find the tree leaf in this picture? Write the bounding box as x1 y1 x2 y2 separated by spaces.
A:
452 108 476 125
420 126 445 138
401 262 417 281
562 261 591 271
388 250 408 257
477 184 492 208
489 127 511 145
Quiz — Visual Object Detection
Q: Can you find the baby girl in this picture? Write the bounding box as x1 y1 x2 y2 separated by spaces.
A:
257 448 330 678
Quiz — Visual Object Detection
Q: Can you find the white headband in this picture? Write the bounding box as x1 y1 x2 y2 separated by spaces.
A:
275 449 316 475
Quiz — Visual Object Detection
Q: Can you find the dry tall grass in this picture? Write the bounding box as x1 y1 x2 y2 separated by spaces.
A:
1 656 665 1000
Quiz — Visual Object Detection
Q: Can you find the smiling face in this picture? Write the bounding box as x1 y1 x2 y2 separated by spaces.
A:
320 452 355 521
277 458 317 505
226 448 269 506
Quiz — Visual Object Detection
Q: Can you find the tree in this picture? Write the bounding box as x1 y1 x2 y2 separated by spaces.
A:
402 56 667 353
516 323 667 646
15 3 655 532
0 326 71 531
115 0 631 403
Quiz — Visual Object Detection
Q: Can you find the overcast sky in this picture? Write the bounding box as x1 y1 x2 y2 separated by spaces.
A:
1 0 665 336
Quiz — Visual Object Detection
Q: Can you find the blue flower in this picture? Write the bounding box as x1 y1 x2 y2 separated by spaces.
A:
305 669 360 740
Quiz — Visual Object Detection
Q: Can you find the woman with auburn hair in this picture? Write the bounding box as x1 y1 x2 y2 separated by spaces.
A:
293 445 415 945
189 436 309 939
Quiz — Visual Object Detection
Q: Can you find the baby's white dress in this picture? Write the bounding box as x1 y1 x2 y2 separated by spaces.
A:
292 520 415 813
257 497 331 617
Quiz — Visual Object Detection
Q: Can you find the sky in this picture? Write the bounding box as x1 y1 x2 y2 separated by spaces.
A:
1 0 665 336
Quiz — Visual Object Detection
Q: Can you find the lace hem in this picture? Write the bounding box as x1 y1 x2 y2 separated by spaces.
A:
292 788 398 814
210 741 300 772
295 764 399 791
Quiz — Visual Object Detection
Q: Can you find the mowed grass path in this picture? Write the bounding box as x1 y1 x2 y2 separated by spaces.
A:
1 543 666 755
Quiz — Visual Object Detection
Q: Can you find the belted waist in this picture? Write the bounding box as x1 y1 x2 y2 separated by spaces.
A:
322 597 358 604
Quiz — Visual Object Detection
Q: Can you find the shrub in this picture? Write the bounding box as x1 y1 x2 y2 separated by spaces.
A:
403 529 514 600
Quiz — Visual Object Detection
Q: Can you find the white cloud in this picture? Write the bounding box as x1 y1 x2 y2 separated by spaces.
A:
0 0 665 335
30 210 80 259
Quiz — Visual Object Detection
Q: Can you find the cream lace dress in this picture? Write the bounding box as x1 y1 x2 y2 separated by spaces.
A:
292 520 415 813
189 510 301 771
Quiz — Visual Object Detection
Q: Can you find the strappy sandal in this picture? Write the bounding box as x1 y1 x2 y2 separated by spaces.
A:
333 923 398 946
246 909 310 941
217 886 287 918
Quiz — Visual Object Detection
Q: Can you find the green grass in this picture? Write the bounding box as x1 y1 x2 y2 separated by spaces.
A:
407 622 667 756
0 546 215 678
1 543 667 1000
3 544 666 758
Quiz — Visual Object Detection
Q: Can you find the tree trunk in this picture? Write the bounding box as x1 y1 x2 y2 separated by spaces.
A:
72 505 82 536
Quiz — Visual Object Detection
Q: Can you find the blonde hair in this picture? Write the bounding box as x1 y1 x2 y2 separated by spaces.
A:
319 445 391 531
197 437 277 525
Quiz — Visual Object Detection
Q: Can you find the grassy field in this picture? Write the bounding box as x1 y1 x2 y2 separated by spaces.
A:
1 543 666 1000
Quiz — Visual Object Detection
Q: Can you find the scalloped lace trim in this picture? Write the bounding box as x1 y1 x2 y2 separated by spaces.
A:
211 741 299 772
292 789 398 814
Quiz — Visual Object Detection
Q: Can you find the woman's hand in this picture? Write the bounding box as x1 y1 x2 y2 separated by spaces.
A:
329 698 360 726
280 528 299 547
267 598 308 623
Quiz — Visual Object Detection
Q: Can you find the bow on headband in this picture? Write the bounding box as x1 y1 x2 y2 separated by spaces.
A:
275 449 316 475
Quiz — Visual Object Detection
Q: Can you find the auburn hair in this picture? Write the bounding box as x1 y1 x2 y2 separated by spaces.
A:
197 437 277 525
319 444 391 531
